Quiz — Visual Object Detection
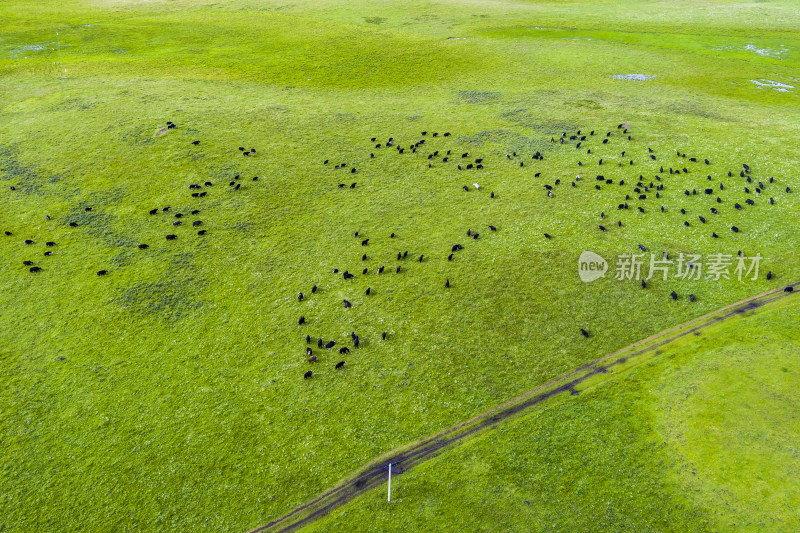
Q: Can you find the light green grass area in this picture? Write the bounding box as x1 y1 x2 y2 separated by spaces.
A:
1 0 799 531
308 293 800 532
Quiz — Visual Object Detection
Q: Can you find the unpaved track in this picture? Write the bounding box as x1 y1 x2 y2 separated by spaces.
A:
249 283 798 533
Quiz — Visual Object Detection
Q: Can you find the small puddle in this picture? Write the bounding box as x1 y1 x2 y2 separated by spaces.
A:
714 43 788 59
612 74 656 81
750 79 794 92
9 44 46 58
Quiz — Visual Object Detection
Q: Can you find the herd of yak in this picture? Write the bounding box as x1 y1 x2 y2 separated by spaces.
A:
297 123 793 379
2 121 794 380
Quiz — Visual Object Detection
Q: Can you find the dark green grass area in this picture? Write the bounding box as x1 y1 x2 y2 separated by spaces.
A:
306 293 800 532
1 0 799 531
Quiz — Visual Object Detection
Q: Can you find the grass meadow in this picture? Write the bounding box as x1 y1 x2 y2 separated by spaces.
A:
308 293 800 532
1 0 799 531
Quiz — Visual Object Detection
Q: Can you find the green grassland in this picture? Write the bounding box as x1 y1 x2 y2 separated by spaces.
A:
1 0 799 531
307 291 800 532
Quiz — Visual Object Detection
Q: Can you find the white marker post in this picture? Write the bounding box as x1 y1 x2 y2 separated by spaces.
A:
387 463 392 502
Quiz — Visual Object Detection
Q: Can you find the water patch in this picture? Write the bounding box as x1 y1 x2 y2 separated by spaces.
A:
12 44 44 52
9 44 46 58
714 44 788 59
750 79 794 92
612 74 656 81
744 44 787 58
